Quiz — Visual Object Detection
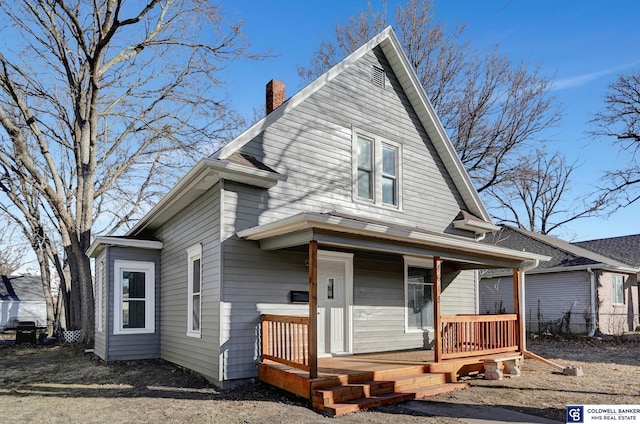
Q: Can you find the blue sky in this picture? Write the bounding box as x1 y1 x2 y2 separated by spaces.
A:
220 0 640 241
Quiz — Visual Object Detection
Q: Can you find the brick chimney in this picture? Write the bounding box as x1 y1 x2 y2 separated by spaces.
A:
266 79 286 114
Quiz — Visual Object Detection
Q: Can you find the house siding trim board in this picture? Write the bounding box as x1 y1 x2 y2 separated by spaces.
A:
238 211 550 267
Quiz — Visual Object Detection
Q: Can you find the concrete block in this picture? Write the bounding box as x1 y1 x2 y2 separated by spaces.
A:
562 365 584 376
503 359 521 377
483 360 503 380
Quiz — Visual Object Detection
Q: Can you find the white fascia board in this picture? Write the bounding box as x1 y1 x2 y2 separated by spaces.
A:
87 237 163 258
483 263 640 278
215 25 490 222
212 27 395 160
453 219 500 234
379 32 492 223
237 212 550 263
127 158 283 236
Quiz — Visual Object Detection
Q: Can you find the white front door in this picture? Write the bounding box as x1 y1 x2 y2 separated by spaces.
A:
317 251 353 356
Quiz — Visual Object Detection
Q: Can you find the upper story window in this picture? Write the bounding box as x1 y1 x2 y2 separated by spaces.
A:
353 129 401 208
187 244 202 337
113 260 155 335
612 275 624 305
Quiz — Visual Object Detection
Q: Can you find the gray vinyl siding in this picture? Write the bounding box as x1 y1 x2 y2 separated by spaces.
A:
94 251 107 360
153 183 221 383
221 236 309 381
221 178 478 380
216 46 481 382
480 271 592 334
235 47 467 235
352 255 423 352
441 270 476 316
104 247 161 361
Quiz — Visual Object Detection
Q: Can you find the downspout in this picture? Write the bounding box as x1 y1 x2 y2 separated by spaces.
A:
519 259 540 353
587 267 596 337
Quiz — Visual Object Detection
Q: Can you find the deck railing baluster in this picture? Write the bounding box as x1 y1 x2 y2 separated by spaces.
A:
260 314 310 371
440 314 519 359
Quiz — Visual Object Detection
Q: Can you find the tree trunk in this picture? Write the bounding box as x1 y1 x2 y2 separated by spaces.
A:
35 247 55 336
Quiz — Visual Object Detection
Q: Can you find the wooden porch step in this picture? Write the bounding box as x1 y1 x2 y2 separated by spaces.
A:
313 380 396 405
392 371 449 392
319 382 469 416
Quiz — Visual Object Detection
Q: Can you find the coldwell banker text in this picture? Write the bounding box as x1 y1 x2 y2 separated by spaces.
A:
567 406 640 423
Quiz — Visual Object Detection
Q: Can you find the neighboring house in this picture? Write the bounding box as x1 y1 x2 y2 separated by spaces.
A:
480 226 640 335
0 275 47 329
87 27 547 409
574 234 640 334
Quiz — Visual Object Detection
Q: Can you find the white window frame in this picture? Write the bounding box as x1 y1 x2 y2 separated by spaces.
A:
187 244 203 338
96 260 105 333
113 260 155 335
612 274 624 305
352 128 402 209
403 256 434 333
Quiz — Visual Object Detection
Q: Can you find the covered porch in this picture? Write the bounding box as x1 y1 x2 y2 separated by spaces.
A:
238 212 549 415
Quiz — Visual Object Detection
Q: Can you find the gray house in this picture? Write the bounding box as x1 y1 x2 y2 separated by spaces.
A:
88 27 547 412
480 226 640 335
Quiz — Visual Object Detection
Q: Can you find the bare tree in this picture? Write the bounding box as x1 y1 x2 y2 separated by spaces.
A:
298 0 560 194
0 1 257 341
0 165 67 335
0 217 26 275
591 70 640 208
488 151 602 234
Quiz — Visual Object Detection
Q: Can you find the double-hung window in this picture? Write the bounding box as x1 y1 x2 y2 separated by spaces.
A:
404 258 434 332
353 129 401 208
187 244 202 337
612 275 624 305
114 260 155 334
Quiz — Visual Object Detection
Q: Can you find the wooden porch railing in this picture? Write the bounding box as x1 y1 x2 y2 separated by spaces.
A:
440 314 519 359
261 314 309 371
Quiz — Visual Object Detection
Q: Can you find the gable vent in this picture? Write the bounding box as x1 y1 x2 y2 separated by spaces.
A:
371 65 385 88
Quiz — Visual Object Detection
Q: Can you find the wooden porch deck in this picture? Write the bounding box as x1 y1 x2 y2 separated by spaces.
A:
258 349 523 416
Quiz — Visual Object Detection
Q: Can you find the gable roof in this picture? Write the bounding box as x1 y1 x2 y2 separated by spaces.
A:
483 226 638 275
0 275 45 302
212 26 491 223
574 234 640 268
127 156 285 235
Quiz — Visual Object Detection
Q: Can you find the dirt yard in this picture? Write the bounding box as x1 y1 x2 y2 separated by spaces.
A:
0 336 638 423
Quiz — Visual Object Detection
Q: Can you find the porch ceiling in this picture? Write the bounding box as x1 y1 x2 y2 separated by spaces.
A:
237 212 550 269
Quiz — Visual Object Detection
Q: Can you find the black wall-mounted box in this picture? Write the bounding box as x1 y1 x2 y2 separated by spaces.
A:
290 290 309 304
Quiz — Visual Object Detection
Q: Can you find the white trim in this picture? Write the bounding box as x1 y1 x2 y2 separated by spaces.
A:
126 158 284 236
211 26 491 222
238 212 551 263
351 127 403 210
318 250 354 354
113 260 155 335
403 256 434 334
453 218 500 234
96 260 105 333
87 237 163 258
612 274 625 305
187 244 203 338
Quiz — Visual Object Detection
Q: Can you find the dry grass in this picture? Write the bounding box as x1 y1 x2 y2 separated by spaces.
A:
0 336 638 423
423 337 640 422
